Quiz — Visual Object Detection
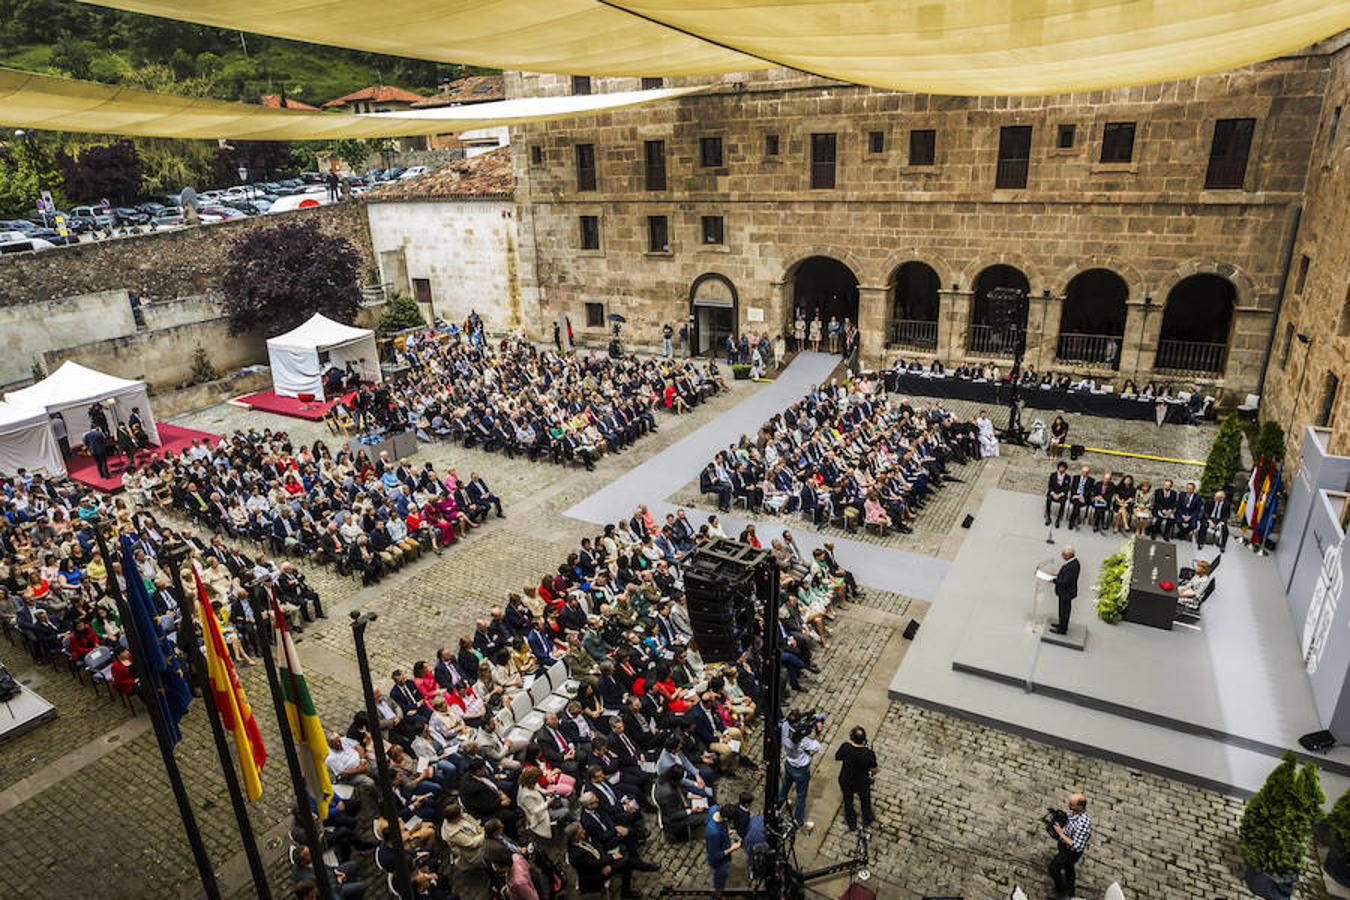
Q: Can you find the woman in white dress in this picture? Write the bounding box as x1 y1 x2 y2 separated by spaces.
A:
975 410 1000 458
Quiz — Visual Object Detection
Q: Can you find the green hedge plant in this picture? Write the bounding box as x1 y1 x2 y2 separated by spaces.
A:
377 295 425 334
1255 420 1286 469
1094 540 1134 624
1239 751 1324 881
1200 412 1244 496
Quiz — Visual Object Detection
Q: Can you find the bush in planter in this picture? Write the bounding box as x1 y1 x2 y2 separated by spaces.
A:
1094 541 1133 624
1255 420 1287 469
1200 412 1244 496
1239 751 1324 898
732 364 752 380
1325 789 1350 885
377 295 425 334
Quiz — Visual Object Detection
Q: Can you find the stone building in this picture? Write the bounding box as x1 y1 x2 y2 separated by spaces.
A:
1258 39 1350 458
505 42 1344 399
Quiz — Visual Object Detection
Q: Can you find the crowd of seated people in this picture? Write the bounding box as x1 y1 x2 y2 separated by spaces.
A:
0 465 329 681
698 379 980 535
1044 461 1233 550
351 331 729 472
889 355 1215 422
312 503 860 898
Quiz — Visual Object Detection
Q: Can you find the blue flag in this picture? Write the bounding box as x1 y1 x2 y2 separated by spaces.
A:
1256 467 1283 544
120 536 193 744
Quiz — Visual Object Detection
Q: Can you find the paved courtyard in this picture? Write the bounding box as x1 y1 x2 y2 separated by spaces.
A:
0 359 1319 900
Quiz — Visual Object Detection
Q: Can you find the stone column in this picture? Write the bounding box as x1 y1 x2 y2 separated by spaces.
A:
857 285 888 370
1136 299 1165 381
1029 292 1062 372
1118 300 1149 379
938 289 971 363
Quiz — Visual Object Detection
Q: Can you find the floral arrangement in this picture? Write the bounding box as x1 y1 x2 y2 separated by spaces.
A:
1095 539 1134 624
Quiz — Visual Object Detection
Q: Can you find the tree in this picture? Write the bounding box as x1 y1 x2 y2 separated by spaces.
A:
0 138 64 218
1255 420 1287 469
1200 412 1243 496
1239 751 1322 881
326 139 373 173
57 141 143 204
220 219 364 336
50 34 93 79
212 141 296 187
377 295 425 334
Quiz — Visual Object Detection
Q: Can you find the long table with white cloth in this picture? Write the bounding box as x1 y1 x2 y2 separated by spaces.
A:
882 371 1192 423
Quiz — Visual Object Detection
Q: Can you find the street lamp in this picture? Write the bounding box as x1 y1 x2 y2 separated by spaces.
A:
237 163 250 204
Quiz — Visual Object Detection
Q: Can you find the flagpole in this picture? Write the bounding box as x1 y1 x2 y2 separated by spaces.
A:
247 584 336 900
350 609 416 900
163 545 273 900
92 522 222 900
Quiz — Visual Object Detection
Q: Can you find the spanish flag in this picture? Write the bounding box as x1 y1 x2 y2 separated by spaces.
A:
272 594 333 820
193 565 266 801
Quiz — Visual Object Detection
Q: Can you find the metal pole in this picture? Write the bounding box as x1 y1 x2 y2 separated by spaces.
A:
164 547 273 900
91 524 222 900
247 585 336 900
350 610 416 900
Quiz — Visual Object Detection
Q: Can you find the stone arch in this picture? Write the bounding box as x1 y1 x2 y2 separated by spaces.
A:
785 254 861 332
877 248 960 294
1048 256 1147 302
688 272 739 357
1162 258 1258 309
779 245 871 287
1154 273 1238 374
958 251 1047 295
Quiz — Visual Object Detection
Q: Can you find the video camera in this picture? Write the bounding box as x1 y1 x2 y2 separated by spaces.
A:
1042 807 1068 839
787 708 826 742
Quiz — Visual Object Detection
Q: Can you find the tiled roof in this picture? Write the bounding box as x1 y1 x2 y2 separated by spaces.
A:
260 94 320 111
323 85 425 107
410 75 506 109
368 146 513 200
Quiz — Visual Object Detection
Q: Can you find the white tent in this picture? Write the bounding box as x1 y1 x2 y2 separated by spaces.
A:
266 313 381 401
5 362 160 447
0 401 65 477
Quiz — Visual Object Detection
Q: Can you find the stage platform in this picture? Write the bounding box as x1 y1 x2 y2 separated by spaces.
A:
67 423 222 493
0 682 57 742
235 387 353 421
890 488 1350 799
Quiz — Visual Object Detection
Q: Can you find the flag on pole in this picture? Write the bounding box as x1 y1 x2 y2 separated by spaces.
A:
1238 456 1261 528
194 565 266 801
272 597 333 819
1252 462 1276 534
1255 466 1283 545
120 537 193 744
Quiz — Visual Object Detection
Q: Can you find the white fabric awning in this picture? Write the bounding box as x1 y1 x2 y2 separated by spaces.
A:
267 313 373 351
265 314 381 401
5 361 160 447
0 401 66 478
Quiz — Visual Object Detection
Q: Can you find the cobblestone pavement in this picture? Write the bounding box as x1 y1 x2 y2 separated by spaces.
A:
1 367 1315 900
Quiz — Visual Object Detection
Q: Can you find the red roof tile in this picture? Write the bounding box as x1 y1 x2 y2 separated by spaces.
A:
323 85 425 107
368 146 513 200
410 75 506 109
260 94 320 111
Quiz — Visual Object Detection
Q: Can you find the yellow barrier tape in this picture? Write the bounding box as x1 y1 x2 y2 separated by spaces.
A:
1083 446 1205 467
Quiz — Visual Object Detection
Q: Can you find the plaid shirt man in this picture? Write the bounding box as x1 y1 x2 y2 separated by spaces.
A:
1064 809 1092 854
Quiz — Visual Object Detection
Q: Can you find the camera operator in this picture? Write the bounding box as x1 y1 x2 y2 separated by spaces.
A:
1048 792 1092 898
780 709 824 830
833 725 878 831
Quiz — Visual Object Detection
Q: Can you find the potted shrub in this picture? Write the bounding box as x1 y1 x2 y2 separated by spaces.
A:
1324 789 1350 886
1239 752 1324 899
732 364 752 380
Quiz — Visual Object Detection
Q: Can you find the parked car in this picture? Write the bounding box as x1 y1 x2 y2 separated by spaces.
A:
300 171 324 184
150 209 184 228
197 205 248 221
26 227 77 246
70 205 114 228
398 165 432 180
383 166 407 180
111 207 149 225
136 202 167 216
0 231 55 253
266 193 329 214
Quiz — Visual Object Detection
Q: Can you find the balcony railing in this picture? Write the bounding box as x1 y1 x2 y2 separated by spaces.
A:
887 318 938 349
966 323 1020 357
1155 340 1227 374
994 158 1029 189
1056 332 1122 369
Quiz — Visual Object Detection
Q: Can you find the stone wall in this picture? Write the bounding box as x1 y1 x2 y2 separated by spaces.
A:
366 197 525 332
1261 39 1350 460
41 317 265 391
0 202 376 308
506 47 1334 399
0 289 137 387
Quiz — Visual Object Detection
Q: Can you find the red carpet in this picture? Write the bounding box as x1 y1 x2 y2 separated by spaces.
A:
235 388 353 421
67 423 223 493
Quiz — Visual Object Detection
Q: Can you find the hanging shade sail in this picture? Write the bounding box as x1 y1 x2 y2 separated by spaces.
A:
76 0 1350 95
0 67 705 140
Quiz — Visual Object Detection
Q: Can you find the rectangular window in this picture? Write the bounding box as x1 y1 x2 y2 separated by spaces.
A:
641 77 663 90
530 145 543 165
1318 373 1341 428
909 129 936 166
1100 122 1137 163
810 132 837 189
1330 106 1342 153
1205 117 1255 189
1295 255 1311 294
584 302 605 328
765 134 780 156
575 143 596 191
571 75 592 96
701 215 724 245
412 278 432 304
699 136 724 168
579 215 600 250
644 140 666 191
1058 124 1076 149
1341 286 1350 337
1279 323 1295 369
868 130 885 153
647 215 669 253
996 125 1032 189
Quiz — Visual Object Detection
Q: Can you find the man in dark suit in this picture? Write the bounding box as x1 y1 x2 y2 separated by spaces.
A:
1198 489 1231 550
1175 482 1203 541
1066 466 1093 531
1051 546 1080 635
1045 461 1071 527
700 464 732 512
1150 479 1178 540
83 426 111 479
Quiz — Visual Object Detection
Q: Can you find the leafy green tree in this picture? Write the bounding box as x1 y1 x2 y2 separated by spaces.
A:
327 139 373 173
1255 420 1287 468
57 140 143 204
1200 412 1243 496
0 137 64 218
1239 751 1322 879
220 219 363 336
50 34 93 79
377 295 426 333
1329 789 1350 851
